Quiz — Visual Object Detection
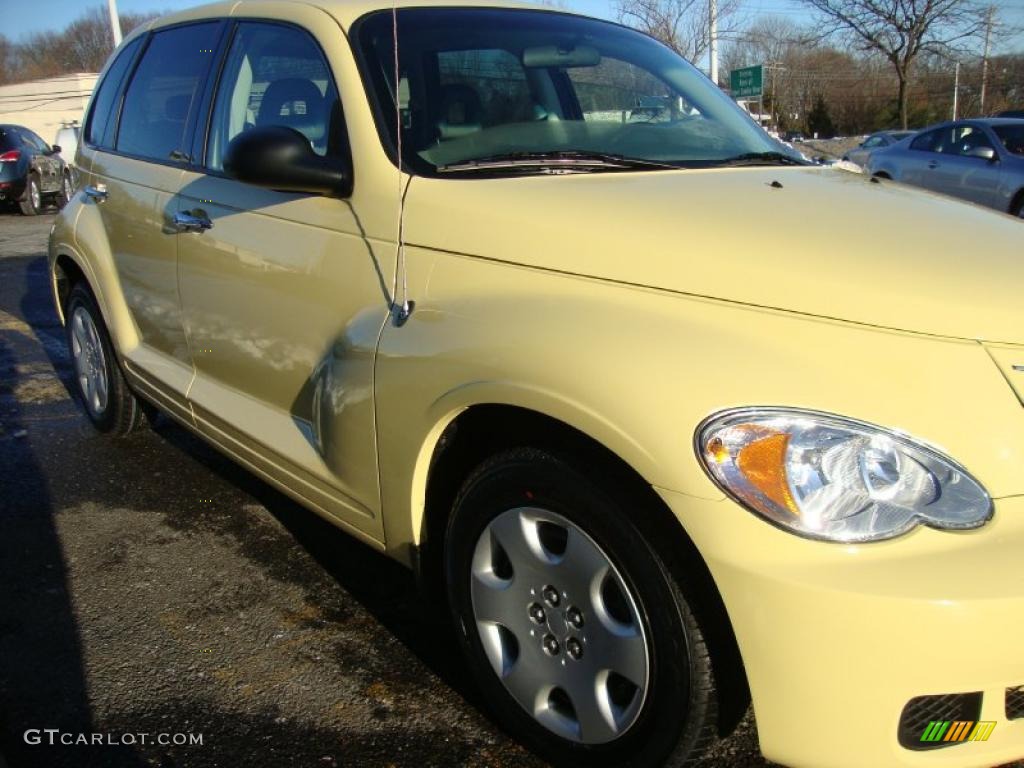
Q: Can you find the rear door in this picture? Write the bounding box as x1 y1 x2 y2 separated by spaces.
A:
175 13 392 538
81 21 222 419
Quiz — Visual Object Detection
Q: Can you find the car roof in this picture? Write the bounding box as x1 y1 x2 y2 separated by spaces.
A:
138 0 560 36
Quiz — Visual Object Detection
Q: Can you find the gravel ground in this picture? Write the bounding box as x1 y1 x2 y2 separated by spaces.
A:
0 208 767 768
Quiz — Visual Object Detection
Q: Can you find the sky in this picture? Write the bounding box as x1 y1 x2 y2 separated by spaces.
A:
4 0 1023 54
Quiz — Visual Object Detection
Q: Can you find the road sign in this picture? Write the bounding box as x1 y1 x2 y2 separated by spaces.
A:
730 65 764 98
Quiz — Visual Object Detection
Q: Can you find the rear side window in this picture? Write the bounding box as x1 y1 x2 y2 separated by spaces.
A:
85 37 143 149
205 22 341 171
910 130 939 152
0 129 18 152
117 22 220 162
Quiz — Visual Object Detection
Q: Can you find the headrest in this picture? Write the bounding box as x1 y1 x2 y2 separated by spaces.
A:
437 83 483 140
258 78 326 142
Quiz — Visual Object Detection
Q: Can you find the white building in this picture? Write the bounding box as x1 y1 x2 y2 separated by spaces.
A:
0 73 98 145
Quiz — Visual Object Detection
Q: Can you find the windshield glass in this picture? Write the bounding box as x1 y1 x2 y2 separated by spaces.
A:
354 8 785 174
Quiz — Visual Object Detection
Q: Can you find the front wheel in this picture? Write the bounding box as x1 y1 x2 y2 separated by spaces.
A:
445 448 718 767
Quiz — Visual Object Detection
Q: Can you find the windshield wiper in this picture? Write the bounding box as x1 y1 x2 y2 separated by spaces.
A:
437 150 681 173
712 151 809 167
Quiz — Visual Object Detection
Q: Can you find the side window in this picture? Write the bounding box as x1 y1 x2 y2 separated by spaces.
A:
22 130 50 152
949 125 994 158
116 22 220 162
206 23 340 171
910 130 940 152
568 58 691 124
862 136 882 148
436 49 536 138
85 37 142 149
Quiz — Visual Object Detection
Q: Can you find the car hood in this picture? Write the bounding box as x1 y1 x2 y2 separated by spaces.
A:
404 166 1023 344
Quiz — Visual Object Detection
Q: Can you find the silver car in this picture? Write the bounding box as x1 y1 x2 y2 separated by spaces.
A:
842 130 915 168
868 119 1024 218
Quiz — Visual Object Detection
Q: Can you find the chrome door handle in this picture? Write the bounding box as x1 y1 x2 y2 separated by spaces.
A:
84 184 107 202
172 211 212 233
927 160 939 169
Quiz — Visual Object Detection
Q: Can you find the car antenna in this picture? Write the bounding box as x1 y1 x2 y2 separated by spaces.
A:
390 2 414 327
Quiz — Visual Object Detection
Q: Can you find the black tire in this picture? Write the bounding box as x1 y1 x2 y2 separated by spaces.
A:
18 173 40 216
56 171 73 209
445 448 717 768
64 283 144 435
1011 193 1024 219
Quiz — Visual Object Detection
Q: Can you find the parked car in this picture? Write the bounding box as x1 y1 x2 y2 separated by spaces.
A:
868 119 1024 217
783 130 805 142
0 124 73 215
842 129 916 168
996 109 1024 119
50 3 1023 768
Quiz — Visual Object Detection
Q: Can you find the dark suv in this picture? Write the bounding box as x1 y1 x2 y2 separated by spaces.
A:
0 124 73 215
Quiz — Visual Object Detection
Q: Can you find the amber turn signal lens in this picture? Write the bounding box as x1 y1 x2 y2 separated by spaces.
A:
735 431 799 516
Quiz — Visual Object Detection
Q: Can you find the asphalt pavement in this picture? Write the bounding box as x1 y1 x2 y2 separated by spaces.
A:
0 209 765 768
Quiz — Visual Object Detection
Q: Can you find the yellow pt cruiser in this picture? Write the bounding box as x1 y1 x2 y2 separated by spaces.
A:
49 1 1024 765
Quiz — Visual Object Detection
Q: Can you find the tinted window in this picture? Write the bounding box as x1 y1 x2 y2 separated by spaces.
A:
994 124 1024 156
862 136 883 148
85 37 143 148
21 129 49 152
0 128 19 152
946 125 994 157
910 130 939 152
206 22 340 171
117 23 219 162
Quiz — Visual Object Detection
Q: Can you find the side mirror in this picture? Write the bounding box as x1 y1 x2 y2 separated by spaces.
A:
965 145 996 161
223 126 352 197
51 144 62 154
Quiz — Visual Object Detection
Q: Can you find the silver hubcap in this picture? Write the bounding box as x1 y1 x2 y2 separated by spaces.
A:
70 307 109 416
470 507 649 744
30 180 40 209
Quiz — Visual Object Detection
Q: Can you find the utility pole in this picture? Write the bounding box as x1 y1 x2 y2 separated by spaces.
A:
107 0 122 47
952 61 959 120
980 5 994 115
709 0 718 85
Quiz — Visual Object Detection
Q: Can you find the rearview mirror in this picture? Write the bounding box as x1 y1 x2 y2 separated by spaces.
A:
522 45 601 68
51 144 62 154
223 126 352 197
965 145 996 161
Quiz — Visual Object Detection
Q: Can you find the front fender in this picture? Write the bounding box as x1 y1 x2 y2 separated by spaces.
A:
374 246 1024 559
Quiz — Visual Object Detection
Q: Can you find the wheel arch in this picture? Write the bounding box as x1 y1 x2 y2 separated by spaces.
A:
1009 187 1024 216
413 401 751 736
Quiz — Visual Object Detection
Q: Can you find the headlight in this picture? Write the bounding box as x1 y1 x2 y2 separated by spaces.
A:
697 409 991 542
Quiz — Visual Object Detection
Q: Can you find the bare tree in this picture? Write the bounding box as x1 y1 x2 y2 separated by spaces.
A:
0 5 160 84
797 0 989 127
616 0 744 77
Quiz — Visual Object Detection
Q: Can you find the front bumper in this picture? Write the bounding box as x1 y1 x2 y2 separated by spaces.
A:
659 488 1024 768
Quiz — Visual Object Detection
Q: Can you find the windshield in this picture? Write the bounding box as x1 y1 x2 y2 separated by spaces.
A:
354 8 785 175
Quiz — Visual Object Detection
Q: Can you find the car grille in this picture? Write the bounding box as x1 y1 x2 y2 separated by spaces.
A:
1007 686 1024 720
898 692 983 750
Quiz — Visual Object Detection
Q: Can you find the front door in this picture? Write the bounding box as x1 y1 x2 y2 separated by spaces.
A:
175 17 393 539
